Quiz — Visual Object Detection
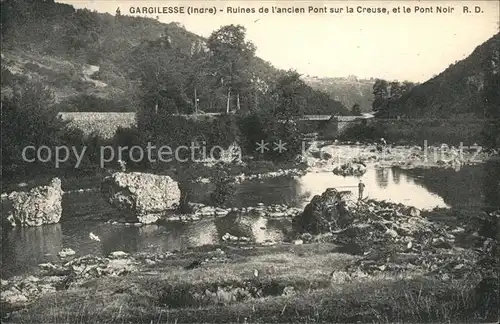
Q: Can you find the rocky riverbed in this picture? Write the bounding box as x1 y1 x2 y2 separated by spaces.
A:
1 143 499 323
303 142 499 172
2 186 498 323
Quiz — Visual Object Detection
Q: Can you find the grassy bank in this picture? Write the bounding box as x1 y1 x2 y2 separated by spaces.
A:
2 197 498 323
3 242 487 324
339 119 486 146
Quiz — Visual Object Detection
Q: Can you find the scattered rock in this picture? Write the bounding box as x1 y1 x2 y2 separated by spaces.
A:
58 248 76 258
109 251 129 259
261 239 276 246
332 162 366 176
282 286 296 296
384 229 399 239
38 263 71 276
409 207 421 217
330 271 352 283
142 259 155 266
222 233 239 242
106 259 137 276
1 290 29 308
1 274 65 312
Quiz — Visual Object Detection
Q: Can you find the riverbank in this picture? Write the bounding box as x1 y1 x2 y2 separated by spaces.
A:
2 143 497 196
2 199 498 323
2 144 498 322
306 142 499 171
0 160 307 197
0 245 486 323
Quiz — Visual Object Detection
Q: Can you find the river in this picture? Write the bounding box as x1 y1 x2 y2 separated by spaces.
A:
1 162 499 278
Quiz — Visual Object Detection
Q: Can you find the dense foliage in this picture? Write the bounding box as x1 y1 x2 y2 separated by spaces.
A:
1 0 348 116
2 0 498 178
480 48 500 149
371 79 417 114
374 33 500 121
0 0 344 178
0 67 100 176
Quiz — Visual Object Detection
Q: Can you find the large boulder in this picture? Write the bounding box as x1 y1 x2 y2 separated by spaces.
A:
5 178 63 227
101 172 181 224
292 188 351 235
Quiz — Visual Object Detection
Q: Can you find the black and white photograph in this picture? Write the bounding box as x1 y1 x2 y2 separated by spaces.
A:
1 0 499 323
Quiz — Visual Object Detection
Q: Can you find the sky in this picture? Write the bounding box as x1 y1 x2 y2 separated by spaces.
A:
60 0 499 82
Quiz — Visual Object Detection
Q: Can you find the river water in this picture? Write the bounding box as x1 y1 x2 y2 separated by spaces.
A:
2 162 499 278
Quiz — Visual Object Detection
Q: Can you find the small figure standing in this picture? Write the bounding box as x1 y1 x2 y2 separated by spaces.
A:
377 138 387 153
358 179 366 200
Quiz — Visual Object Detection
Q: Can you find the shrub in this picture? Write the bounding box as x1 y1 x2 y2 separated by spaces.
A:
262 119 305 162
208 115 241 150
1 77 68 177
137 108 309 166
337 122 388 142
209 166 236 207
236 111 266 155
112 126 148 169
237 111 307 162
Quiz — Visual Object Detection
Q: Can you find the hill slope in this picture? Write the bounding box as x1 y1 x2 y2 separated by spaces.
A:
0 0 348 115
378 33 500 119
302 75 375 113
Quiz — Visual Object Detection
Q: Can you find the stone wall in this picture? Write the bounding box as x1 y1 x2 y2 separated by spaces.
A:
58 112 136 139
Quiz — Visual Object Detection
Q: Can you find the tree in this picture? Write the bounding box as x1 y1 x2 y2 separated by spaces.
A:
185 46 214 114
389 81 403 100
207 24 256 113
1 68 68 174
372 79 389 111
352 103 361 115
130 37 193 125
272 70 307 121
481 46 500 149
401 81 416 93
253 70 308 162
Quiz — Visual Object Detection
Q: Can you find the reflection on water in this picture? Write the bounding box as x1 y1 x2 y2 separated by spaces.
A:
214 211 288 244
392 168 402 185
403 162 499 210
375 168 390 188
297 168 448 210
2 225 63 277
1 211 287 278
233 177 303 207
2 164 495 278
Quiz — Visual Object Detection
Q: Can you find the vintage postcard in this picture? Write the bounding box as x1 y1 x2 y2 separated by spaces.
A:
1 0 499 323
